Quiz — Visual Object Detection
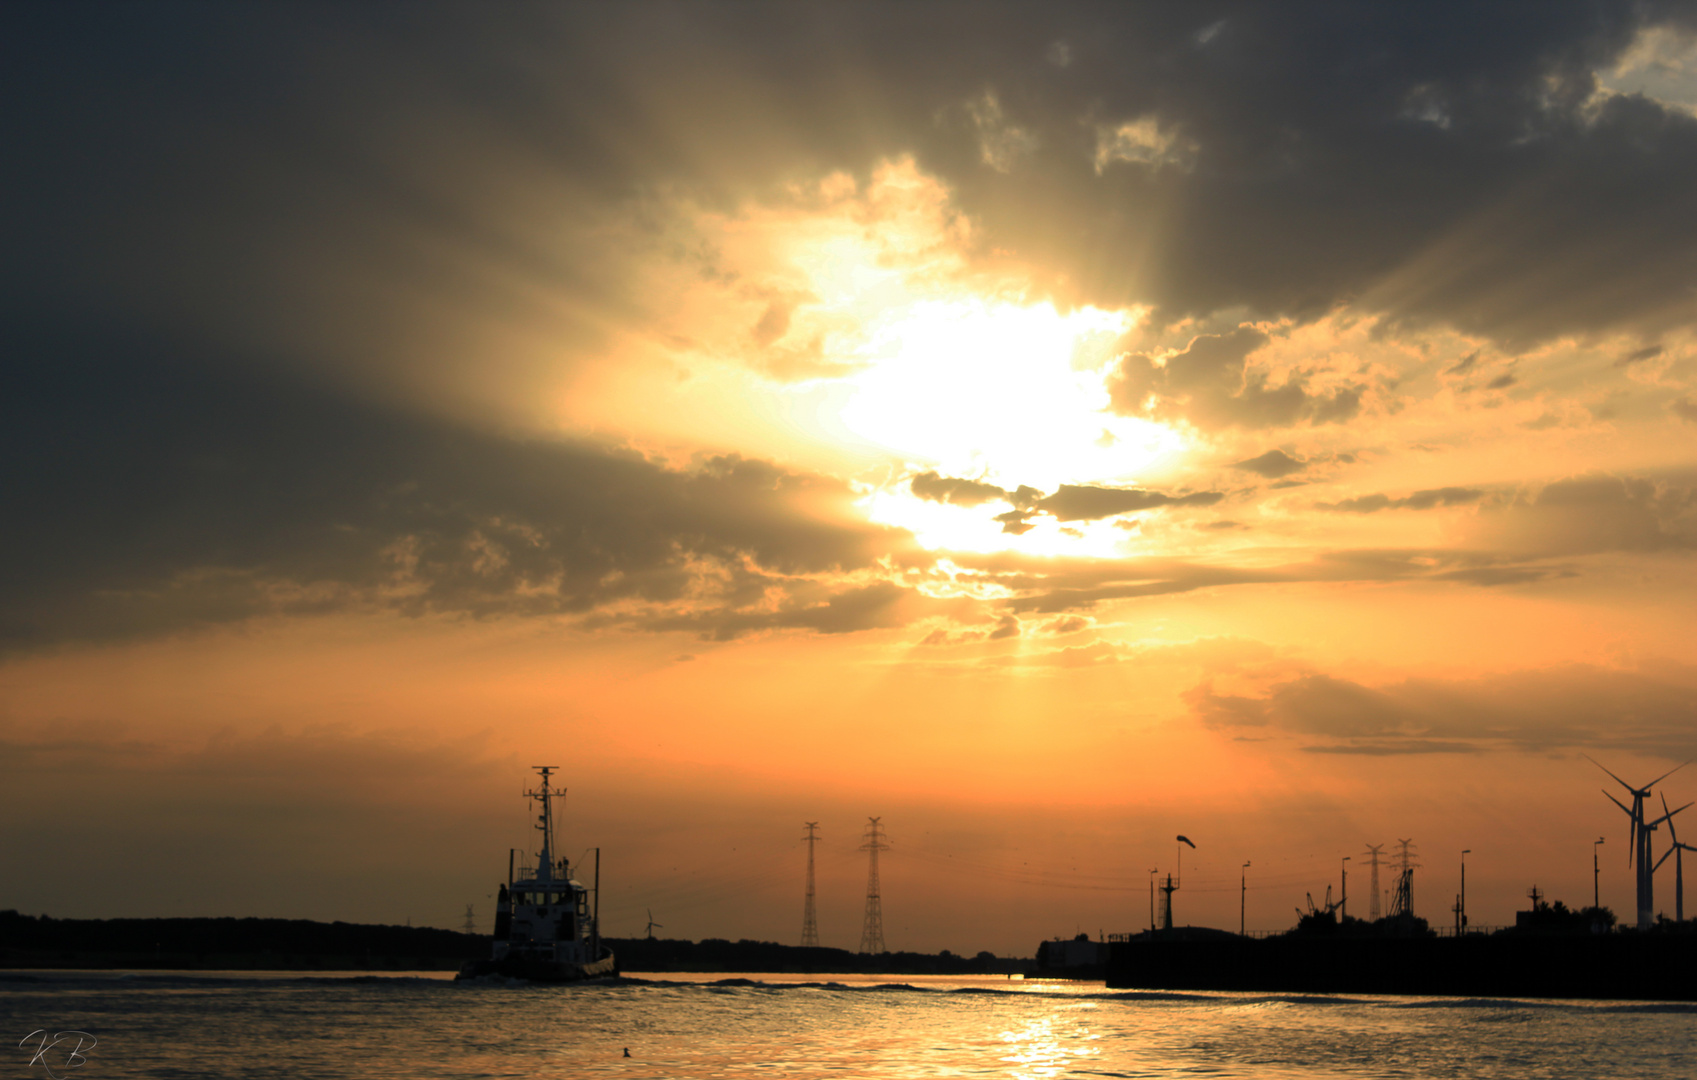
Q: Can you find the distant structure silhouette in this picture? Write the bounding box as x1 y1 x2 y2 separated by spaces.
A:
1161 835 1195 931
644 909 663 940
800 822 820 948
1389 839 1420 918
1592 756 1689 930
462 905 476 935
1362 844 1386 921
1652 793 1694 923
859 817 888 954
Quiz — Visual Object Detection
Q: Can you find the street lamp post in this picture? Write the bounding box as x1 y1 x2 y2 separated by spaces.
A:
1460 850 1471 934
1149 868 1158 933
1593 837 1605 910
1240 861 1251 936
1341 856 1351 921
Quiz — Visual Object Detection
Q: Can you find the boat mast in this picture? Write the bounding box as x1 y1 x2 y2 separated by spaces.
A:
526 765 565 883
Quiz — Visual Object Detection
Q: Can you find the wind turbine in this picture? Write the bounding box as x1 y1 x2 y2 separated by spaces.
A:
1590 756 1689 930
645 910 664 940
1651 793 1696 923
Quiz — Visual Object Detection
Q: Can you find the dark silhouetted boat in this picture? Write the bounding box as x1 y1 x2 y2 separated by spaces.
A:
456 766 616 982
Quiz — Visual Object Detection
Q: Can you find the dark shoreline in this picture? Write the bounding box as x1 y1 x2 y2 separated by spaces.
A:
0 911 1029 975
1108 932 1697 1001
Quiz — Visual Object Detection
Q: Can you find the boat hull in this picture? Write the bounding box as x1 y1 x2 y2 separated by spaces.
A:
456 949 618 982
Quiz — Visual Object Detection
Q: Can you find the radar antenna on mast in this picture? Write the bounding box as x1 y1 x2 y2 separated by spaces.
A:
525 766 567 884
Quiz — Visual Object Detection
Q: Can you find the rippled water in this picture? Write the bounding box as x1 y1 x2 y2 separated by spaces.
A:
4 970 1693 1079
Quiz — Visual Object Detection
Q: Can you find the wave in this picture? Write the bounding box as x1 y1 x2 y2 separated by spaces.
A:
1383 996 1697 1014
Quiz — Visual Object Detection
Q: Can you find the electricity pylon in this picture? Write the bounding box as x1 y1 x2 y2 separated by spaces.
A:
801 821 820 947
462 905 476 934
1390 839 1420 918
859 817 888 954
1363 844 1385 921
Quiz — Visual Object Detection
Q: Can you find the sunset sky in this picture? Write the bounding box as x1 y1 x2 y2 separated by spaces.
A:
7 2 1697 954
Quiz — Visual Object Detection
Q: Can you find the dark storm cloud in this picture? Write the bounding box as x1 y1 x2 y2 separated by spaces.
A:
1035 484 1225 521
1470 474 1697 555
1185 662 1697 758
1320 487 1487 513
1106 328 1364 431
642 581 942 642
910 472 1009 507
945 538 1584 617
7 0 1697 412
994 510 1038 536
907 473 1221 525
1232 449 1309 479
0 327 916 651
1445 351 1482 377
1617 345 1665 367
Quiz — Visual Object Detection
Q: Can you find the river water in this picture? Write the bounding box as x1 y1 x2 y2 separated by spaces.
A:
4 970 1693 1079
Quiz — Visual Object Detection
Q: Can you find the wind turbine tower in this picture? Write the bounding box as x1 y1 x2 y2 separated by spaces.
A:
859 817 888 954
1362 844 1386 921
1592 756 1689 930
800 821 821 947
1651 793 1695 923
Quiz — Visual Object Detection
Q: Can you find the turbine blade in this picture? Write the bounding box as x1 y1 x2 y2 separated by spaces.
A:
1645 760 1692 790
1648 802 1694 829
1586 754 1636 793
1603 790 1634 817
1655 848 1675 872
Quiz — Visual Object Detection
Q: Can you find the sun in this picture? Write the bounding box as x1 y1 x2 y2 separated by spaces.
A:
590 156 1192 554
831 297 1188 554
838 296 1169 487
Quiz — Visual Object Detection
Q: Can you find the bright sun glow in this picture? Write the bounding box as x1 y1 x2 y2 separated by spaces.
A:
830 297 1189 554
840 298 1162 487
614 158 1194 556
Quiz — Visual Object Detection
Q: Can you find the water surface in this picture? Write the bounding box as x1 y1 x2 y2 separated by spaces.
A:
5 970 1692 1078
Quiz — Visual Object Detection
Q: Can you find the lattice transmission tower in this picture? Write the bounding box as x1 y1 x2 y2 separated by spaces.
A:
1389 838 1420 918
1362 843 1385 920
462 904 476 934
800 821 820 947
859 817 888 954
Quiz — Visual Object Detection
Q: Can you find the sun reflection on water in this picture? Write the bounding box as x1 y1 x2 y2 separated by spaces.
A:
997 1009 1103 1079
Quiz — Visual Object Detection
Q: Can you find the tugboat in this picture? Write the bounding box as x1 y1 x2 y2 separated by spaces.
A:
456 766 617 982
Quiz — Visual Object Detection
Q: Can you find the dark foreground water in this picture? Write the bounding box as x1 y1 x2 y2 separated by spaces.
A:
4 970 1693 1079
